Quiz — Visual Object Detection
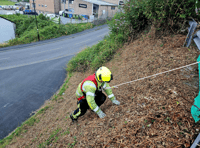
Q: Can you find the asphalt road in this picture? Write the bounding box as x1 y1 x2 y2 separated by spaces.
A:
0 24 110 139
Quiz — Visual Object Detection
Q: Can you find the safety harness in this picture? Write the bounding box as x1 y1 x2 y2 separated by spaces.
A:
78 73 98 101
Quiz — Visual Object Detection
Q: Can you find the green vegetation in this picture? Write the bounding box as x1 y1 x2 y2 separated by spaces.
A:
0 14 94 48
68 0 198 73
0 0 16 5
52 72 73 101
0 104 53 147
38 128 61 147
37 106 49 114
0 113 40 147
68 136 78 148
0 0 199 147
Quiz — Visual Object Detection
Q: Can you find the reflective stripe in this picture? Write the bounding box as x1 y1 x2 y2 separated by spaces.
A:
82 81 97 92
86 92 95 97
108 94 114 98
76 90 82 97
103 83 107 89
93 106 99 112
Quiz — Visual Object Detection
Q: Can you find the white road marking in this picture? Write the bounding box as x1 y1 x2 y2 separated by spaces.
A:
0 57 10 60
31 47 62 55
75 39 91 45
0 52 76 71
3 103 9 108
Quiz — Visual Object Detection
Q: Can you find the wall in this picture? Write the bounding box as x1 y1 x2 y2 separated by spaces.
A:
98 5 118 19
30 0 55 14
54 0 61 14
0 18 15 44
61 0 93 16
101 0 119 5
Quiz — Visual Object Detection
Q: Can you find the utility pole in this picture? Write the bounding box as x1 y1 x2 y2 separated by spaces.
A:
68 0 69 10
64 0 65 10
33 0 40 41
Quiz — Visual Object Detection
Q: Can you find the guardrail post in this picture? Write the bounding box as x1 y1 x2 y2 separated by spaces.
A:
183 19 197 47
190 133 200 148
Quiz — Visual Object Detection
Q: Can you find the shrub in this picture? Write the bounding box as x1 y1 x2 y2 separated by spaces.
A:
144 0 197 33
38 13 48 20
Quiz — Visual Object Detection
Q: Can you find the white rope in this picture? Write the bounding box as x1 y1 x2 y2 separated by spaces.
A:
105 61 200 90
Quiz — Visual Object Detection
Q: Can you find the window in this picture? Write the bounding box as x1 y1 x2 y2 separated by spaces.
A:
32 3 35 8
111 6 115 10
69 0 73 4
45 5 47 7
42 5 44 7
38 4 40 6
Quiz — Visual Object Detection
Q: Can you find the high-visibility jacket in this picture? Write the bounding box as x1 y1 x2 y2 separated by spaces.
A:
76 73 115 113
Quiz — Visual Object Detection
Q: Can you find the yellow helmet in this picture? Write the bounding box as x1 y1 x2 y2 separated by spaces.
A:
95 66 113 83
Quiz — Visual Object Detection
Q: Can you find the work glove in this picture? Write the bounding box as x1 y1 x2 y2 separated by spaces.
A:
96 109 106 119
112 99 120 105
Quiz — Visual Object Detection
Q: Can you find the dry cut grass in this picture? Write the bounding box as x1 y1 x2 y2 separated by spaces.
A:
5 33 200 148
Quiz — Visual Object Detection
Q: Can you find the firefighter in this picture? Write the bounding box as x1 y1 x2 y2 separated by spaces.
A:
70 66 120 122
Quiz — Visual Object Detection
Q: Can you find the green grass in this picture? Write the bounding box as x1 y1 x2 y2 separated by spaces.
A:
38 128 61 147
0 0 16 5
0 9 125 148
0 14 96 48
66 32 125 73
52 72 73 101
0 105 53 148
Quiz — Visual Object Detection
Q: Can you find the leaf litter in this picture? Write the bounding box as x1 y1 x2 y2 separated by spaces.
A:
6 33 200 148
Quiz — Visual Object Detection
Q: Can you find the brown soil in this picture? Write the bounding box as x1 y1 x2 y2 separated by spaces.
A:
6 33 200 148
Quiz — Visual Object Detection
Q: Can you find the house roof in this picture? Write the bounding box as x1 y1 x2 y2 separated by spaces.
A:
82 0 118 6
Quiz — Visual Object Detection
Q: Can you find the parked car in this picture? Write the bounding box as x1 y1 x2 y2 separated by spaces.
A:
46 14 56 19
23 9 38 15
59 9 69 16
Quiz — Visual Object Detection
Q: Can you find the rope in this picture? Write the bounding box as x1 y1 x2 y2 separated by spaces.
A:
105 61 200 90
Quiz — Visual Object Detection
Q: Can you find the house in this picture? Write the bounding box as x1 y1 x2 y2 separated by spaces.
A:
29 0 124 19
0 17 16 44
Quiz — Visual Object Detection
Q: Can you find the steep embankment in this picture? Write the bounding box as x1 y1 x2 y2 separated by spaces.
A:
4 33 200 147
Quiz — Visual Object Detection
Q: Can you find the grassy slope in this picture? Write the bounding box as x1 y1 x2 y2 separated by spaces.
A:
0 30 200 147
0 0 16 5
0 13 103 48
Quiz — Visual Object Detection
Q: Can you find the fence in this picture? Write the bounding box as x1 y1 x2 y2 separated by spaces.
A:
60 15 113 26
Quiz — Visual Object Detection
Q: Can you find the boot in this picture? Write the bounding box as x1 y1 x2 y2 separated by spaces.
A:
70 114 77 122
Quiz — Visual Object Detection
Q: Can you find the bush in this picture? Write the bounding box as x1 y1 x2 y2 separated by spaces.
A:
38 13 48 20
0 14 94 47
144 0 197 33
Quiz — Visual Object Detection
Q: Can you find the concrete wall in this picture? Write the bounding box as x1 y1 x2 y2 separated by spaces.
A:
98 5 118 18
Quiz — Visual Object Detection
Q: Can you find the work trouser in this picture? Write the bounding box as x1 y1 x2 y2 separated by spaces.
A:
72 91 106 119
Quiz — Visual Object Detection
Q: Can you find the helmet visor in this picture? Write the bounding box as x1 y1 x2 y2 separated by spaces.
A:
102 74 112 82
